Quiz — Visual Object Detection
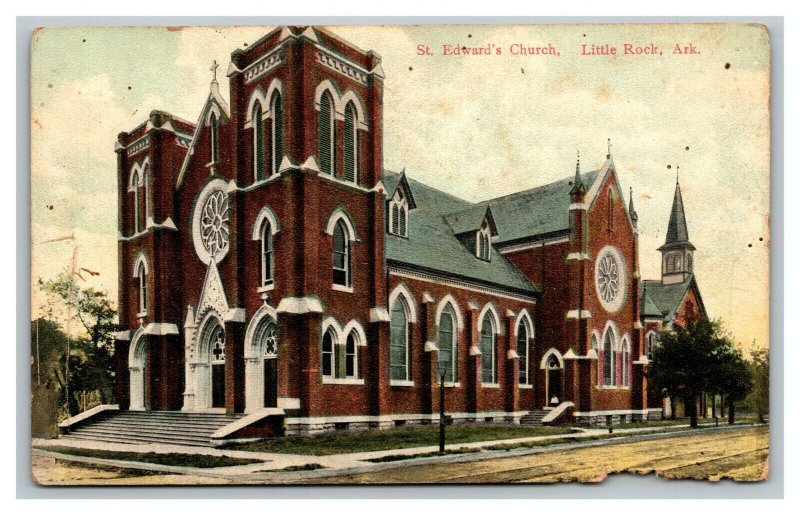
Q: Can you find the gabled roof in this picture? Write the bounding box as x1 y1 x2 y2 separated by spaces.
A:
382 170 537 296
176 82 231 189
642 274 707 322
385 169 417 209
444 205 498 236
640 284 665 319
469 170 601 244
659 179 695 251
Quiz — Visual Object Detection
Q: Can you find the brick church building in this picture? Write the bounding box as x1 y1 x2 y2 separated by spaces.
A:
111 26 706 436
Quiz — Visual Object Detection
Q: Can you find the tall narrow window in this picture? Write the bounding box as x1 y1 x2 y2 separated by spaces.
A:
253 102 264 181
140 165 149 231
480 315 497 384
318 91 335 175
647 333 658 360
603 332 613 386
343 102 358 183
389 190 408 237
271 92 284 175
438 309 456 383
132 171 140 233
477 221 491 261
622 340 630 386
390 299 410 381
137 261 148 314
332 220 350 287
210 112 219 164
517 322 529 385
607 189 613 230
592 334 601 385
260 221 273 286
345 331 358 379
321 329 335 378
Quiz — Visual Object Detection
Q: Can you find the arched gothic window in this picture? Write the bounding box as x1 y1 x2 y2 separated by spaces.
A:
332 220 350 287
389 189 408 237
137 261 148 315
345 331 358 379
318 91 335 175
260 220 273 286
270 91 284 175
518 321 530 385
131 171 141 233
321 328 336 378
477 221 491 261
646 332 658 360
252 101 264 181
343 101 358 183
480 315 497 384
438 308 457 383
603 331 614 386
607 189 614 230
390 298 410 381
210 112 219 164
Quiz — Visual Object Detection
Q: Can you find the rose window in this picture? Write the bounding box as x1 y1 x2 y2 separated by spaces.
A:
596 254 619 302
200 191 230 258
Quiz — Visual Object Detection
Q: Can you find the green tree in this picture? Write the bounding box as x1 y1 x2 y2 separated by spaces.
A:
648 319 750 428
37 272 118 416
747 348 769 423
713 342 752 425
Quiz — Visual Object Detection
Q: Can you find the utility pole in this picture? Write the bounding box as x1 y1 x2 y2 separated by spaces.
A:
439 368 447 454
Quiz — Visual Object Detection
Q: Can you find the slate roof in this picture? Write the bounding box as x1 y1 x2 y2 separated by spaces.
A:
659 180 695 251
382 170 537 296
642 275 701 322
470 170 601 245
640 284 666 319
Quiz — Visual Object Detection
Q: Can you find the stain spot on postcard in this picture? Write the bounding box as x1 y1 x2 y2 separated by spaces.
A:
725 62 731 69
166 26 184 32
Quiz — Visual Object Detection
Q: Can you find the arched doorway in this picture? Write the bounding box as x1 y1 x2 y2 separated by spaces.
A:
244 306 280 413
128 330 147 410
541 349 564 407
199 315 226 409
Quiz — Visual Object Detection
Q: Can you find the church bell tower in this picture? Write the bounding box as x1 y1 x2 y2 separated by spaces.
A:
659 172 695 285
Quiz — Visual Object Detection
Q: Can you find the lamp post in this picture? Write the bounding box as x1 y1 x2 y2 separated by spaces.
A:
439 367 447 454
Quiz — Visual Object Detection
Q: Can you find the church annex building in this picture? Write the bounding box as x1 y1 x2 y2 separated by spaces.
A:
112 26 707 438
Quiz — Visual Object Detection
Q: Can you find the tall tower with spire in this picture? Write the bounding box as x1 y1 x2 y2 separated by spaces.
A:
658 171 695 285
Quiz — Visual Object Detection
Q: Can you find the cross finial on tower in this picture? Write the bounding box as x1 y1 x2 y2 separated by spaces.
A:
676 164 680 185
576 150 580 171
210 60 219 83
607 138 612 159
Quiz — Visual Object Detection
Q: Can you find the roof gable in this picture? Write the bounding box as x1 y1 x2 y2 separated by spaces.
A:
176 83 231 189
642 274 707 322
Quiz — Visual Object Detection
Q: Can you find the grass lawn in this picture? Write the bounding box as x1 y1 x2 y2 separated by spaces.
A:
229 424 577 456
36 446 263 469
619 416 760 430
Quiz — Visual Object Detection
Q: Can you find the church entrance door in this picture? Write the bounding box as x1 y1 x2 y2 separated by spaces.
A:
264 358 278 408
211 364 225 408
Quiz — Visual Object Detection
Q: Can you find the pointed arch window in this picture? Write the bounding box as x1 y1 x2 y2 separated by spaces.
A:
131 170 141 233
260 220 274 286
332 220 350 287
141 165 149 232
438 308 457 383
210 112 219 164
344 102 358 183
318 91 335 175
389 189 408 237
136 261 148 315
480 315 497 384
390 298 410 381
622 339 630 386
518 321 530 385
252 101 265 181
271 91 284 175
646 332 658 361
607 189 613 230
321 328 336 379
603 331 614 386
477 221 491 261
345 331 358 379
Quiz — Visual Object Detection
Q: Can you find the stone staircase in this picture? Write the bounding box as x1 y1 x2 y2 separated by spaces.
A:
60 410 245 447
519 410 549 426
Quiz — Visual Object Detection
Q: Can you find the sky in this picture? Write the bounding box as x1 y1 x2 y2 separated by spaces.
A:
30 24 770 351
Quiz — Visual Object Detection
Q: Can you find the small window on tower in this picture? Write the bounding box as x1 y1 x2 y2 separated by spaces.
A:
477 221 491 261
388 189 408 237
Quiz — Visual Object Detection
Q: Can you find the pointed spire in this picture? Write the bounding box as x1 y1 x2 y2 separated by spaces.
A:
570 150 586 196
628 187 638 226
660 174 695 250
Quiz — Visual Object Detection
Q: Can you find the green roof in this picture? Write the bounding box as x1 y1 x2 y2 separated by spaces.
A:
642 275 697 321
473 170 601 244
383 171 537 295
640 286 665 319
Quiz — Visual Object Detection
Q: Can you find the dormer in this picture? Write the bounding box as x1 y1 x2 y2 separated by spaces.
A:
445 205 498 261
386 170 416 238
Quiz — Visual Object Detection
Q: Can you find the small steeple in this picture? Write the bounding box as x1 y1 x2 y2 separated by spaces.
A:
570 150 586 197
659 169 696 285
661 174 694 249
628 187 638 226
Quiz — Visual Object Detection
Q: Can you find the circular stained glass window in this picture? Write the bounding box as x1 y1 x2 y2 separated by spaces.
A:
594 246 627 313
200 190 230 258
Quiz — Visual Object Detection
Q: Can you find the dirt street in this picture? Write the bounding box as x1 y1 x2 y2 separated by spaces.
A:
314 426 769 484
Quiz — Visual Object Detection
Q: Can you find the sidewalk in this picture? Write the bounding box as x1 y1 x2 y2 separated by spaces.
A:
32 421 727 478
